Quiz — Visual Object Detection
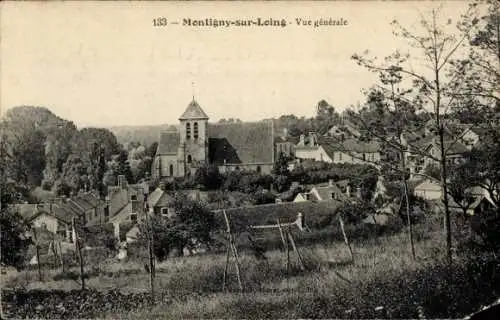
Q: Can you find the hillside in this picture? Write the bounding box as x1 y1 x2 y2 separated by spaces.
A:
108 124 176 146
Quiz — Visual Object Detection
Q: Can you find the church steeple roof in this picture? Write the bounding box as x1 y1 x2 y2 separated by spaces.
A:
179 98 209 120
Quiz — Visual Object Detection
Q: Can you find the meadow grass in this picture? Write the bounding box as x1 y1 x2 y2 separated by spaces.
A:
4 221 498 319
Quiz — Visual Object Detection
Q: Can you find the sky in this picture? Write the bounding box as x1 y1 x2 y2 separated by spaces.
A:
1 1 470 128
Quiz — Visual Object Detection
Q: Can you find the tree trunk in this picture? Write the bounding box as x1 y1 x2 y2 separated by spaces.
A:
438 126 453 269
400 152 416 260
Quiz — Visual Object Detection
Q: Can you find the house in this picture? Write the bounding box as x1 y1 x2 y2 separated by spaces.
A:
275 128 298 159
295 133 381 166
12 203 78 243
455 124 498 150
325 119 362 139
401 131 469 178
147 187 175 216
413 179 442 200
106 175 149 239
294 180 348 202
152 98 275 178
449 195 496 216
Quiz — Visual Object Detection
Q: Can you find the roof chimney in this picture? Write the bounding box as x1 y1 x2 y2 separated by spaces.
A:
309 132 316 146
328 179 334 187
299 134 305 145
283 128 288 139
346 185 351 197
356 187 362 199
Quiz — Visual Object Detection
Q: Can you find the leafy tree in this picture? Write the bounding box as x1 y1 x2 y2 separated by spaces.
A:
114 149 134 184
0 209 32 269
272 152 290 176
193 164 223 190
139 194 217 261
60 155 88 194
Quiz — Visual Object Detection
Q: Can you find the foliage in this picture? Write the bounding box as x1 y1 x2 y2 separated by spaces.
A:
139 194 217 261
251 190 277 205
193 164 224 190
113 149 134 184
0 208 32 269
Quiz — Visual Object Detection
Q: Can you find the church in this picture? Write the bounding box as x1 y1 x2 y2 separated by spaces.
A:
152 99 276 179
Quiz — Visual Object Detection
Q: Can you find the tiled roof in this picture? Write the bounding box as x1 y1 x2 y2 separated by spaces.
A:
51 204 78 223
442 140 469 154
157 131 180 155
314 184 345 201
179 99 209 120
12 204 39 220
318 137 380 158
208 121 274 165
147 188 174 207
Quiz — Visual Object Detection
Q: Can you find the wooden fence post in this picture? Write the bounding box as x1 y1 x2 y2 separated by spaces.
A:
287 230 305 271
223 210 243 292
339 215 354 263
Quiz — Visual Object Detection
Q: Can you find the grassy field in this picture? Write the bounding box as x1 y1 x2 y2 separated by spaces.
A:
3 219 499 319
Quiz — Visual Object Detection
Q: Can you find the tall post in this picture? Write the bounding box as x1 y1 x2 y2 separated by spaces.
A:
73 218 85 290
287 230 305 271
339 215 354 263
223 210 243 292
32 227 42 282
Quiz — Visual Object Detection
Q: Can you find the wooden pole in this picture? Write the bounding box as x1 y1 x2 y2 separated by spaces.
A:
222 246 230 291
287 230 305 271
32 228 42 282
73 218 85 290
223 210 243 292
339 215 354 263
277 219 287 250
230 242 243 292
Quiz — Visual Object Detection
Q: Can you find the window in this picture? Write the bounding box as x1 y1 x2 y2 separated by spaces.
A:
104 206 109 218
169 164 174 176
130 214 137 222
186 122 191 139
256 165 261 173
161 207 168 216
339 152 342 161
362 153 366 161
131 195 137 201
193 122 199 139
187 155 192 164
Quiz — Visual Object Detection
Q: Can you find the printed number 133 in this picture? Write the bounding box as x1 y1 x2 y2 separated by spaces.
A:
153 18 168 27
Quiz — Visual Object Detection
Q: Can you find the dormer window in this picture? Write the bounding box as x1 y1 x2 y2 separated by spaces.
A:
193 122 199 139
186 122 191 139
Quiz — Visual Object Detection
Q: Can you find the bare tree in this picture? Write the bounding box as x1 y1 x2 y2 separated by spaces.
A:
351 6 478 268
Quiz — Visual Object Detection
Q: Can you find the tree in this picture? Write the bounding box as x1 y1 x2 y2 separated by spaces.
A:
139 194 217 261
314 99 340 134
352 7 476 268
60 155 88 194
193 164 223 190
0 209 32 269
453 0 499 114
114 149 134 184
